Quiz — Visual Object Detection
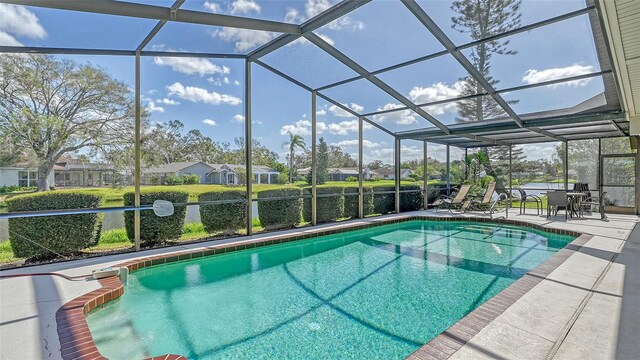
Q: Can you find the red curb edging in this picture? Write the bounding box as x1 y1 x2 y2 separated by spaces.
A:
54 215 589 360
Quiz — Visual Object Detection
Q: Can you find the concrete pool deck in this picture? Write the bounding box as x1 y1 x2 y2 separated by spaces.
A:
0 211 638 360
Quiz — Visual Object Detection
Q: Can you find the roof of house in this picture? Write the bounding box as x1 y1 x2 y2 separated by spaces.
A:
143 162 209 174
374 167 413 176
1 157 113 171
143 162 278 174
297 167 380 176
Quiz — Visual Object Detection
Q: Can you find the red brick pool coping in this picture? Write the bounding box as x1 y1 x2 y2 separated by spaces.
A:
55 215 592 360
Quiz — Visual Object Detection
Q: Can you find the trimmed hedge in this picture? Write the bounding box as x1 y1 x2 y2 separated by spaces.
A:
6 192 103 258
372 185 396 214
302 186 344 224
199 190 246 234
343 186 374 218
400 184 423 212
257 188 302 230
124 190 188 245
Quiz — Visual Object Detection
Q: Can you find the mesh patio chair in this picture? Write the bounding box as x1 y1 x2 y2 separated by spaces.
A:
432 184 472 213
516 189 542 215
582 191 608 220
547 190 568 220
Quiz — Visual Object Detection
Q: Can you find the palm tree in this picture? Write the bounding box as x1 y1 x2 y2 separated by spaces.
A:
284 131 306 183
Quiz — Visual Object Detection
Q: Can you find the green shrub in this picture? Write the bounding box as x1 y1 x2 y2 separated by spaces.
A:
365 177 381 182
302 186 344 223
400 184 423 212
124 190 188 245
426 187 447 205
0 185 35 194
165 175 184 185
276 173 289 184
183 174 200 185
199 190 246 234
257 188 302 230
342 186 374 218
372 185 396 214
481 175 496 188
344 176 358 182
6 192 103 258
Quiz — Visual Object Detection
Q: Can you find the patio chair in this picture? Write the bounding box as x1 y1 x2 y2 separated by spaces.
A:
466 182 496 213
432 184 472 213
581 191 608 220
516 189 542 215
547 190 568 220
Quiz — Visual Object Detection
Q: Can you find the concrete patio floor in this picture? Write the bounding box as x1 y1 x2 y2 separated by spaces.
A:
0 210 638 360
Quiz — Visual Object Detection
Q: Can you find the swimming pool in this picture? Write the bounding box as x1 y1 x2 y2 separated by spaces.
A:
86 220 574 359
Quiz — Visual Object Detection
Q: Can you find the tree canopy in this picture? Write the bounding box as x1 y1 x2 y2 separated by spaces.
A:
0 54 137 190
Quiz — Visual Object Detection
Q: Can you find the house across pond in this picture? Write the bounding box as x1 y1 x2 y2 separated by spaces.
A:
0 157 119 188
142 162 280 185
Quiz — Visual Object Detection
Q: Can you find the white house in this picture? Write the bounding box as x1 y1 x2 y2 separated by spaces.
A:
374 167 415 180
296 167 379 181
0 166 54 188
0 157 116 188
142 162 280 185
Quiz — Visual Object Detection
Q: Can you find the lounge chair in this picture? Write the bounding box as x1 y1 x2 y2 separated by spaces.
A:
466 182 496 213
432 184 472 212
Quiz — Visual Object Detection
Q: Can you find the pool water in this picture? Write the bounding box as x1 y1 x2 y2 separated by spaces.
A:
86 220 574 359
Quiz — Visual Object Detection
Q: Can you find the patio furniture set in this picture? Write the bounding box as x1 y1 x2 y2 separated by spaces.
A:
431 182 608 220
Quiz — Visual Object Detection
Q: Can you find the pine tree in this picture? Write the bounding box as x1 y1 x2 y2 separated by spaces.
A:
451 0 524 186
452 0 521 123
305 137 330 184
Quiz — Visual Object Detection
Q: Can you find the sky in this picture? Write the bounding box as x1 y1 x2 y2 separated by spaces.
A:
0 0 604 163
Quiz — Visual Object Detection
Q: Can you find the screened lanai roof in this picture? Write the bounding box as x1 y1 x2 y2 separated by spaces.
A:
0 0 629 148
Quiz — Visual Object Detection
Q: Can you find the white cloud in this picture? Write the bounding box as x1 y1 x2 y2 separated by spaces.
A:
0 31 21 46
331 139 380 149
153 56 230 76
522 64 594 88
230 0 261 14
158 98 179 105
305 0 364 30
203 1 222 12
232 114 245 123
513 144 557 161
148 89 158 95
234 80 240 86
167 82 242 106
371 144 423 161
146 102 165 113
408 82 464 115
289 32 335 47
372 103 417 125
202 119 217 126
284 8 302 23
213 27 276 52
0 4 46 46
316 109 327 116
328 119 360 135
280 119 327 136
329 103 364 117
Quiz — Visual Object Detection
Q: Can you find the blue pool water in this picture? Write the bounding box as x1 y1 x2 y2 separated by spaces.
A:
86 220 574 359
